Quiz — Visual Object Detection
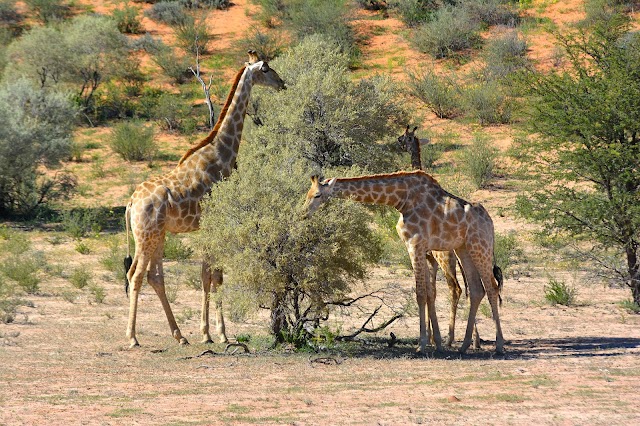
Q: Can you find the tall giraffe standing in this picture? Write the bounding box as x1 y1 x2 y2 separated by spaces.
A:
304 171 504 353
124 51 285 348
397 125 481 348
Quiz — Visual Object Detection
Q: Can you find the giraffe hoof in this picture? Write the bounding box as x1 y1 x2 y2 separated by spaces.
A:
201 337 214 344
129 340 140 349
179 337 190 346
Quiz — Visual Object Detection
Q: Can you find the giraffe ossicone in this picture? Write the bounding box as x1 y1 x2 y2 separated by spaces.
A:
123 51 285 348
304 171 504 354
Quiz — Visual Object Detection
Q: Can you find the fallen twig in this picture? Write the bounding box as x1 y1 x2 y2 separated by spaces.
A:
225 342 250 354
308 356 343 367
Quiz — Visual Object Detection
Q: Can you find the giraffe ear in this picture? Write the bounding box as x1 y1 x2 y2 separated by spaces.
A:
310 174 319 183
413 126 418 132
326 178 337 189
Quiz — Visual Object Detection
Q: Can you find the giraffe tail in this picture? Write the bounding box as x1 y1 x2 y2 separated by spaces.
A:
124 202 133 298
493 264 503 306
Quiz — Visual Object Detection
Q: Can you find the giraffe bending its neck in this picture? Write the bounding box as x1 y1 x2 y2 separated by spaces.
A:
304 171 504 354
397 125 480 348
124 51 285 348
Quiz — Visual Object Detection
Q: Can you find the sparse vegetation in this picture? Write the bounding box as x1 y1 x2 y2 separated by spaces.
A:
110 121 156 162
459 133 498 189
544 278 577 306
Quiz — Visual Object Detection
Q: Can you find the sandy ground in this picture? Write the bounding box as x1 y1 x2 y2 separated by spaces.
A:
2 1 640 425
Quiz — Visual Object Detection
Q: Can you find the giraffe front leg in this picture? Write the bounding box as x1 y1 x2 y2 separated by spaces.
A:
455 249 484 354
409 244 434 353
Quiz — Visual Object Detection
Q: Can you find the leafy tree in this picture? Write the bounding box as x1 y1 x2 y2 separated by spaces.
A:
194 143 383 345
249 36 407 173
0 80 77 217
514 15 640 305
5 15 132 113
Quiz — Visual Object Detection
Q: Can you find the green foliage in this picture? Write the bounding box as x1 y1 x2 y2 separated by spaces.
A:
390 0 437 27
110 121 156 162
174 14 213 55
179 0 230 9
100 236 127 282
482 30 529 81
459 133 498 189
0 80 78 217
619 299 640 313
250 36 406 173
544 278 577 306
194 142 383 342
5 15 132 112
89 284 106 303
237 26 285 62
145 1 189 26
152 93 192 131
514 16 640 304
494 231 524 277
61 208 104 239
407 69 462 119
163 234 193 260
24 0 69 24
461 0 520 27
69 266 91 289
75 241 91 254
463 80 514 125
151 44 193 84
412 4 481 58
112 1 144 34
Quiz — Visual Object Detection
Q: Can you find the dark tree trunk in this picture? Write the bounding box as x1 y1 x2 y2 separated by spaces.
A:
270 292 287 342
626 243 640 306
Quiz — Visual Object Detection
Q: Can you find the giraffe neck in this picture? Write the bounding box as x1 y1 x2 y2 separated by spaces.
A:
330 173 419 211
172 68 254 193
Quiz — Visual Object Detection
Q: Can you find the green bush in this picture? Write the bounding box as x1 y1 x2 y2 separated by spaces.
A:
151 44 192 84
390 0 437 27
69 266 91 289
61 208 104 239
179 0 230 9
110 121 156 162
194 142 384 345
163 234 193 260
494 231 524 276
544 278 577 306
482 30 529 80
407 69 462 119
174 14 213 55
461 0 520 27
237 26 285 62
145 1 189 26
412 4 481 58
0 80 77 217
0 255 43 294
100 236 127 282
112 2 143 34
250 35 406 172
463 81 514 125
459 133 498 189
24 0 70 23
89 284 106 303
152 93 191 131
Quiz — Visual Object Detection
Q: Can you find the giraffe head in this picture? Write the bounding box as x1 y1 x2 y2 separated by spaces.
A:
246 49 286 91
397 125 418 152
304 175 336 218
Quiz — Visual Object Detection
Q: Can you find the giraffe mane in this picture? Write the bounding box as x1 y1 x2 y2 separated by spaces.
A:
330 170 440 185
178 65 248 165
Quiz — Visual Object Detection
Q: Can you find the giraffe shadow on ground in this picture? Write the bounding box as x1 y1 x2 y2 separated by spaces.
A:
316 336 640 361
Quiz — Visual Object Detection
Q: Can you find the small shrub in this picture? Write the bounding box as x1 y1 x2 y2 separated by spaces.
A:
544 278 577 306
0 256 42 294
110 121 156 162
152 93 190 131
89 284 106 303
151 46 192 84
619 299 640 313
459 133 498 189
69 266 91 289
95 82 139 120
412 4 481 58
407 70 462 119
390 0 437 27
482 30 529 80
420 142 446 170
179 0 230 9
165 280 178 303
24 0 70 23
145 1 189 26
174 14 213 55
61 209 103 239
494 231 524 276
100 236 126 282
237 26 285 62
462 0 520 28
75 241 91 254
463 81 514 125
112 2 143 34
164 234 193 260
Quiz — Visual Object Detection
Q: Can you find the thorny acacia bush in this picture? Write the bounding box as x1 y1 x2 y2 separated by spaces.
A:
250 36 407 173
194 143 384 346
0 80 77 217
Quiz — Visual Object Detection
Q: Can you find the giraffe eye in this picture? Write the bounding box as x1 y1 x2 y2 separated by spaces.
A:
314 193 322 199
261 63 270 72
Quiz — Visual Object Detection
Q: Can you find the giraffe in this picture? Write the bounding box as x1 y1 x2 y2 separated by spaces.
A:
303 171 504 353
397 125 481 348
123 51 285 348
